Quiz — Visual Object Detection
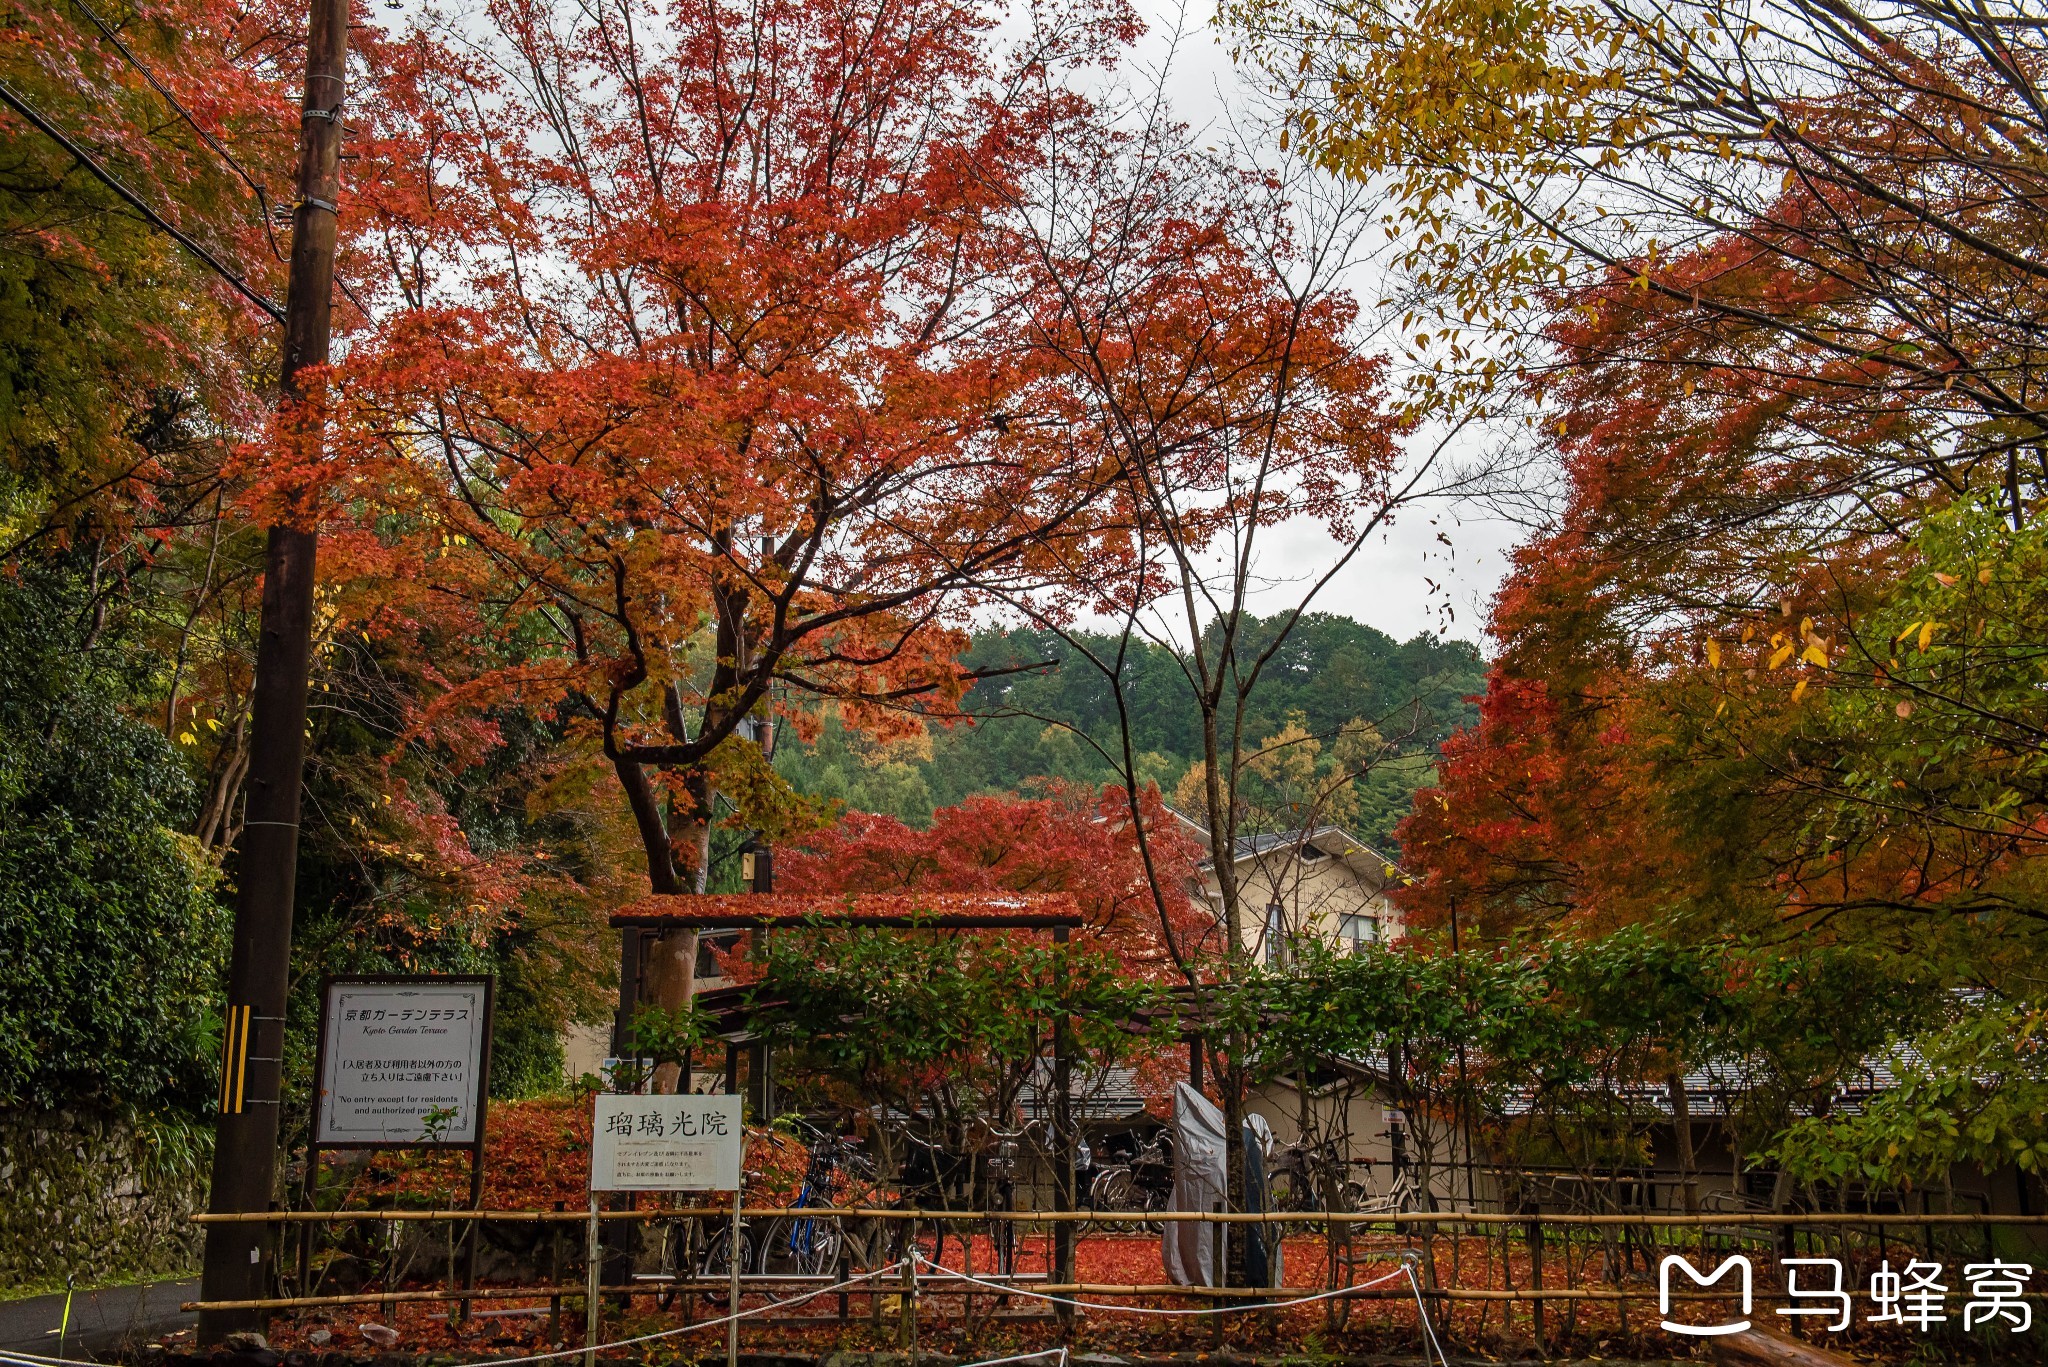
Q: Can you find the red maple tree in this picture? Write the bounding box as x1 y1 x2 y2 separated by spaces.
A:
290 0 1250 1060
779 783 1211 977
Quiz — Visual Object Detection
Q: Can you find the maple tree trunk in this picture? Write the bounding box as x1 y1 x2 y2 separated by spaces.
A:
614 757 720 1094
612 756 684 1075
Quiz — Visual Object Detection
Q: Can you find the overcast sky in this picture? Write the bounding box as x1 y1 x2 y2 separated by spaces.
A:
370 0 1529 649
1120 2 1526 648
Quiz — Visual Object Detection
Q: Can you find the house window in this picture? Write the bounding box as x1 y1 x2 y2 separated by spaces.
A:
1265 903 1287 966
1339 913 1379 953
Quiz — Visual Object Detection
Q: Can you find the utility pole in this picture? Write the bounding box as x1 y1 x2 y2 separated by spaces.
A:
197 0 348 1341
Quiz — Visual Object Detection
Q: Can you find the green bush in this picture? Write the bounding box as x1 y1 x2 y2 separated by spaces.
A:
0 564 228 1113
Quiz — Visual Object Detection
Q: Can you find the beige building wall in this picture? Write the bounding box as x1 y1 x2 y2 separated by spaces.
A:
1197 832 1402 963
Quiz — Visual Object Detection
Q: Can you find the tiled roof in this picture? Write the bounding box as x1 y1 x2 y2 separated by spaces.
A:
1019 1060 1155 1123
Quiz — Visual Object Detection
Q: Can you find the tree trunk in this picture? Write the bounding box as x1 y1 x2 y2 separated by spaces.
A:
1667 1071 1699 1215
647 932 698 1093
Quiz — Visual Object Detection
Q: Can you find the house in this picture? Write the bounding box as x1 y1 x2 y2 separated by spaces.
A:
1177 813 1406 963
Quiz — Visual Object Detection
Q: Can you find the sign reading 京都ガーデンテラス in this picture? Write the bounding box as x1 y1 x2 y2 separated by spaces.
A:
590 1094 744 1191
315 978 491 1146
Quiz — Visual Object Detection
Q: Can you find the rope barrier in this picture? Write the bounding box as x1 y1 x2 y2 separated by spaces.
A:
909 1250 1416 1317
187 1206 2048 1227
1403 1262 1452 1367
0 1325 1069 1367
0 1250 1444 1367
0 1264 901 1367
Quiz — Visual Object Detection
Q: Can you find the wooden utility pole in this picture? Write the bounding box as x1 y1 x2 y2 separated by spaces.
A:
197 0 348 1340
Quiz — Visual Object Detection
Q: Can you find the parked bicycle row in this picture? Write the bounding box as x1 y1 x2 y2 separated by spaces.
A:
641 1111 1424 1290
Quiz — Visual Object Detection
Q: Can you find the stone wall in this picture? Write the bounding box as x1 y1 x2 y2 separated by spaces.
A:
0 1108 209 1293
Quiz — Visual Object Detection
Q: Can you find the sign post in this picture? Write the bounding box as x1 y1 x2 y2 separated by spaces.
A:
583 1196 601 1367
589 1094 743 1191
586 1093 745 1367
307 976 493 1318
729 1185 742 1367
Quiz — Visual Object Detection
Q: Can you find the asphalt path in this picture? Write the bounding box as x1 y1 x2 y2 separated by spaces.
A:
0 1279 197 1360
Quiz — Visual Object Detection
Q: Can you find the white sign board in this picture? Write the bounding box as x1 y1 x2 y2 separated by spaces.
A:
315 979 490 1145
590 1094 744 1191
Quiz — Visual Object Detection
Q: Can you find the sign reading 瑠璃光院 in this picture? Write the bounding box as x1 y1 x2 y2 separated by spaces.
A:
590 1094 744 1191
314 977 491 1146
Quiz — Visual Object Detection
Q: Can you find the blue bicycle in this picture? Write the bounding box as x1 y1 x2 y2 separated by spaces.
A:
755 1125 871 1275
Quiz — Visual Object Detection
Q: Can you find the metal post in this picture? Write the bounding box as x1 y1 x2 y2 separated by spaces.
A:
1210 1202 1225 1348
726 1186 740 1367
747 1043 774 1122
549 1201 564 1346
197 0 348 1338
295 1145 317 1302
458 1142 484 1325
837 1238 851 1322
583 1196 601 1367
899 1223 918 1352
1052 923 1074 1332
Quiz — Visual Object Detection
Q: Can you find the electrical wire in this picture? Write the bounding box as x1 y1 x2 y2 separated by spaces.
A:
0 77 285 324
62 0 377 323
68 0 286 259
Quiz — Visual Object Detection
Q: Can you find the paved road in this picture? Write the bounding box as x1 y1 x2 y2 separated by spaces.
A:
0 1279 197 1359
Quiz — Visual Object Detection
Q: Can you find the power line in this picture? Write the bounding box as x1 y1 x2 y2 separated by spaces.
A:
68 0 287 260
63 0 375 320
0 77 285 324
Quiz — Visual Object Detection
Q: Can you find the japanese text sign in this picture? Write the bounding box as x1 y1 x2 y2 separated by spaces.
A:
315 978 490 1146
590 1094 744 1191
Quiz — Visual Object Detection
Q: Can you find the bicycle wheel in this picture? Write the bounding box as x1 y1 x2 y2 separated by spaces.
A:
839 1215 886 1274
697 1222 754 1304
1264 1166 1312 1244
1089 1167 1136 1236
758 1214 844 1276
651 1218 691 1310
981 1214 1019 1277
886 1217 950 1271
1139 1181 1172 1236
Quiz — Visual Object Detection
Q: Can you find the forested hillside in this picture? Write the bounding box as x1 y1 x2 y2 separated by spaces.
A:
775 616 1484 847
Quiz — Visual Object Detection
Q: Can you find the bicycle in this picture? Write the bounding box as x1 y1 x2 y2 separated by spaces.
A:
1346 1158 1421 1216
1086 1129 1174 1234
866 1123 969 1272
756 1127 871 1277
1265 1134 1351 1240
690 1169 758 1307
971 1115 1064 1275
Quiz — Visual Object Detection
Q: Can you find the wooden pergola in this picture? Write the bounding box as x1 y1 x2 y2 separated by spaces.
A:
608 891 1086 1099
610 890 1087 931
606 890 1090 1290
